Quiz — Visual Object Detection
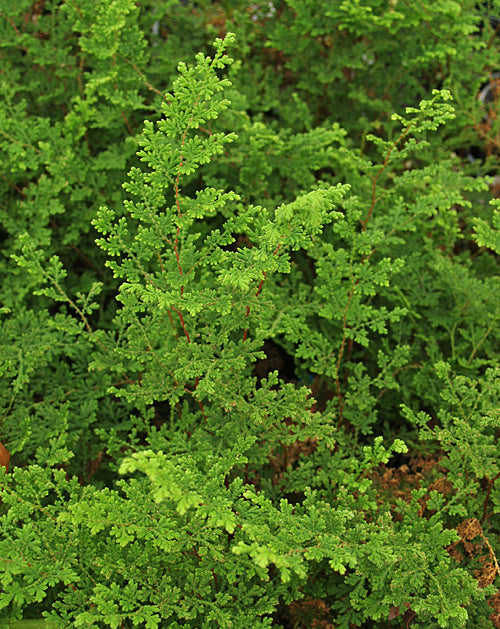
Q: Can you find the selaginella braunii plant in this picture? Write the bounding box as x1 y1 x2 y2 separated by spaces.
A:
0 1 499 627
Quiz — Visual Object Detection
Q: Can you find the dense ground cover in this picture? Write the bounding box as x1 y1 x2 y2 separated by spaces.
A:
0 1 499 627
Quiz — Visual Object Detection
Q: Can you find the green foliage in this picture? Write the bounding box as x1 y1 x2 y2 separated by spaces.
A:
1 1 499 627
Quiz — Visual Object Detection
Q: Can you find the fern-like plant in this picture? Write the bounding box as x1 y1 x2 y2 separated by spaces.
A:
1 2 499 628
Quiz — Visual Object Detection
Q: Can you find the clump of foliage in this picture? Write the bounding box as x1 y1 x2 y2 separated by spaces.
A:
0 1 499 628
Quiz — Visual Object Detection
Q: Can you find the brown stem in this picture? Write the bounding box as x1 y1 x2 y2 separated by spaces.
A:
243 244 282 342
335 285 355 427
171 307 190 343
361 123 414 231
71 0 84 19
121 55 169 99
336 126 415 425
120 110 135 136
